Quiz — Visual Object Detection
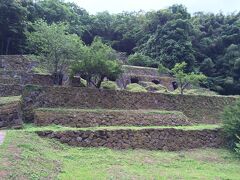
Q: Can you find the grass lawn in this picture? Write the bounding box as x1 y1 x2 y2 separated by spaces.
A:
0 129 239 180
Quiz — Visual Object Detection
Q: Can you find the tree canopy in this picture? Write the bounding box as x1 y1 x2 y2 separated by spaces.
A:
70 37 122 88
26 20 84 84
1 0 240 94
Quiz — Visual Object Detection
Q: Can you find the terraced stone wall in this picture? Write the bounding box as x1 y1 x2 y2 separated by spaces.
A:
0 101 23 128
22 86 237 122
0 55 37 72
0 71 54 86
0 84 23 97
37 128 224 151
34 109 191 127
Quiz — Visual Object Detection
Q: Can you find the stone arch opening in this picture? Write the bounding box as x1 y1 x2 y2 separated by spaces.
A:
172 81 178 90
152 79 160 85
130 77 139 84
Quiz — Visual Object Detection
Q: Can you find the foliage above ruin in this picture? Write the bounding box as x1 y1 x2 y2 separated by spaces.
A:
70 37 122 88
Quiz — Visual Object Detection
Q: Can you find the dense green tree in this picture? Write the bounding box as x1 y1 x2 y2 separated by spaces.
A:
128 53 156 67
26 20 84 85
0 0 28 54
141 19 195 71
70 38 122 88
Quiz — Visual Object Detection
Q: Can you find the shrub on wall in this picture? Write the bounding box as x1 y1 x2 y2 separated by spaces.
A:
128 53 156 67
101 81 118 90
222 100 240 151
126 83 147 93
144 82 168 93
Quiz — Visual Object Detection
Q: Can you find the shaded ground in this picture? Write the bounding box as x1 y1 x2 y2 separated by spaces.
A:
0 130 239 180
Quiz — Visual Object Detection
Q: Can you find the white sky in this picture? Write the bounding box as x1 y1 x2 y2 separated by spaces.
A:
68 0 240 14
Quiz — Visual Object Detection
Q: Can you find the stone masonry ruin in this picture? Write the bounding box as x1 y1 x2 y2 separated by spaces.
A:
0 55 238 151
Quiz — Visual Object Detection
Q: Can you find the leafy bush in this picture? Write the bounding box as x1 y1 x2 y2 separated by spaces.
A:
144 82 168 93
128 53 156 67
158 64 171 74
126 83 147 93
101 81 118 90
222 100 240 150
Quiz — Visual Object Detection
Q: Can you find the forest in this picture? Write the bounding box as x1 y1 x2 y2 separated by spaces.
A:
0 0 240 95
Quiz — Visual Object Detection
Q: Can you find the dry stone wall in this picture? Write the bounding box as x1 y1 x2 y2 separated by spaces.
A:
0 71 54 86
0 55 37 72
0 84 23 97
0 101 23 129
34 109 191 127
37 128 224 151
22 86 237 123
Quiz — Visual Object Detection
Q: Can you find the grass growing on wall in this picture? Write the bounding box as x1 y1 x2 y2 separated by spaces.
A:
126 83 147 92
22 124 221 132
0 96 21 105
0 130 239 179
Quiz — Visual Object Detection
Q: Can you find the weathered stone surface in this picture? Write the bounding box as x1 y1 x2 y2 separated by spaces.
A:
0 71 54 86
0 101 23 129
22 86 237 123
34 109 191 127
0 84 23 97
0 55 37 72
37 128 225 151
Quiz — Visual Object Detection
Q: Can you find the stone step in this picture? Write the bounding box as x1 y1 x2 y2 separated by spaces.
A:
34 108 191 127
36 125 224 151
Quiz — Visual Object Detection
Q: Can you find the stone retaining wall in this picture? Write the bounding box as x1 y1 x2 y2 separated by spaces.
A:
0 84 23 97
0 55 37 72
37 128 224 151
116 74 174 90
22 86 237 123
0 102 23 129
34 109 191 127
0 71 54 86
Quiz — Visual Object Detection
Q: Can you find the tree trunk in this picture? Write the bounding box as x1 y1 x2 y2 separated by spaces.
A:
96 76 105 89
5 38 11 55
53 72 63 85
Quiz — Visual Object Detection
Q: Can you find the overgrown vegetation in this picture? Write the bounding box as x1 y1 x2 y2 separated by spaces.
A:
101 81 118 90
70 38 122 88
127 53 157 67
1 1 240 94
222 100 240 154
126 83 147 93
171 62 207 95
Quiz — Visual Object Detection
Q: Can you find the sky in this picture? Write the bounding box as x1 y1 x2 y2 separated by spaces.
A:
68 0 239 14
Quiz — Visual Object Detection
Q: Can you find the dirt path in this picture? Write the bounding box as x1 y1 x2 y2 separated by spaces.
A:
0 131 6 145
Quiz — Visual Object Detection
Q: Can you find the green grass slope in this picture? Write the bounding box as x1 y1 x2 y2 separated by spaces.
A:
0 130 239 179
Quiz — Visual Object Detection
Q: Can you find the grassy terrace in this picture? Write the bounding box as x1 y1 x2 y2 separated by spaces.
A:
23 124 221 132
35 108 185 115
0 129 239 179
0 96 21 105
